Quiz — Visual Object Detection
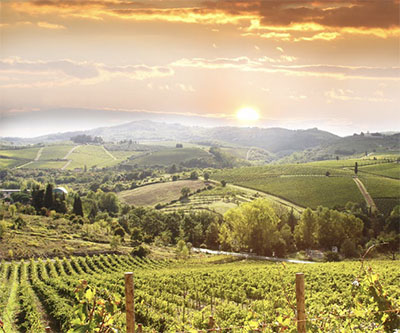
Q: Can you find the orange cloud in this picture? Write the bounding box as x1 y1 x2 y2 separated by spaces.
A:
37 21 66 29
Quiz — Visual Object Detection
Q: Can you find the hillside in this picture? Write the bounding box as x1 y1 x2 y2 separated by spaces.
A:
212 159 400 210
1 121 340 159
278 134 400 163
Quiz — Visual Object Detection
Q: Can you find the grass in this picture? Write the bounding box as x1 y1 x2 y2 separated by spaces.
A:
359 175 400 199
110 151 143 160
67 145 121 170
118 179 206 206
0 147 40 160
212 165 364 208
140 141 204 148
128 147 211 166
359 162 400 179
39 144 75 160
0 159 24 169
24 161 67 169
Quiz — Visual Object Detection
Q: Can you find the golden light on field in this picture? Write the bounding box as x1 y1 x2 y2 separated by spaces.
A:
236 107 260 121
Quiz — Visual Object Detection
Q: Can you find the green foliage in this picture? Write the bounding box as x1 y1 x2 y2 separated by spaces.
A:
180 187 190 198
68 280 122 333
220 199 279 255
189 171 198 180
0 220 7 239
73 195 84 217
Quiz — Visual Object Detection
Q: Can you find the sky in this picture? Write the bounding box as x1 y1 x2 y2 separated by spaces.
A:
0 0 399 137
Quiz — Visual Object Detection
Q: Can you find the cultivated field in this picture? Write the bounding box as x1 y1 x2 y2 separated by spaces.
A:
0 255 398 332
118 180 206 206
212 161 400 209
128 148 211 167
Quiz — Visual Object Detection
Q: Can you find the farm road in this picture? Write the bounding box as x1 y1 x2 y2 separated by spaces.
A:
102 145 117 160
62 145 81 159
34 147 44 161
193 248 314 264
14 147 44 169
61 145 81 170
353 176 377 212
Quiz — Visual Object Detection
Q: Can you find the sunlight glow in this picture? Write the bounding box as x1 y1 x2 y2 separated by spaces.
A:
236 107 260 121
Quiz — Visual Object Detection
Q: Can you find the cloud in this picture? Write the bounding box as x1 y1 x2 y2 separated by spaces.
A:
37 21 66 29
6 0 399 41
325 89 394 103
0 58 174 88
172 56 400 80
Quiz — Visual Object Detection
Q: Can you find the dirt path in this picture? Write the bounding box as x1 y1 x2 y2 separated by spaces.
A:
353 176 377 213
34 147 44 161
14 147 44 169
62 145 80 159
61 159 72 170
102 145 116 160
15 161 33 169
246 148 252 161
60 145 80 170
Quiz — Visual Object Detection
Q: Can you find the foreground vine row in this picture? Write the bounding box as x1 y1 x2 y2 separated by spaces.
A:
0 255 399 332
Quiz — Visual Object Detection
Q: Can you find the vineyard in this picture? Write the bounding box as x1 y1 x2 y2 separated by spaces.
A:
0 255 399 332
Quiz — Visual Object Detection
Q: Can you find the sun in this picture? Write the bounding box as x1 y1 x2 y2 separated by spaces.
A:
236 107 260 121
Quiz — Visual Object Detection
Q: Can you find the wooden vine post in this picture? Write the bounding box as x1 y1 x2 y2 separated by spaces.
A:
125 272 136 333
296 273 306 333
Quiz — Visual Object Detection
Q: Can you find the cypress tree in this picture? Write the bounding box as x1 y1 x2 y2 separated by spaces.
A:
73 195 84 217
43 184 54 209
31 187 44 211
354 162 358 175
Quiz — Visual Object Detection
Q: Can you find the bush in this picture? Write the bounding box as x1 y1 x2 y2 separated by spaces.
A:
0 220 7 239
131 245 149 258
324 251 341 262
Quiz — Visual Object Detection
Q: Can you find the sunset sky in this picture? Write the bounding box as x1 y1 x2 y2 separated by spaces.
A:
0 0 399 137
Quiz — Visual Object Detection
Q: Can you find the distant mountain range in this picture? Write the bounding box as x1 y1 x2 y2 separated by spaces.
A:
1 120 399 162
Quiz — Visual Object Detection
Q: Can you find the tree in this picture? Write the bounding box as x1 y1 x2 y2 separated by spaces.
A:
131 227 144 247
190 171 198 180
220 199 279 255
44 184 54 209
294 208 317 249
204 172 210 181
354 162 358 175
31 187 44 211
73 195 84 217
221 180 227 187
176 143 183 148
180 187 190 198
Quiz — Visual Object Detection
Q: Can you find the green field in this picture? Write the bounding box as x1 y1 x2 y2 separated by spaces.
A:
0 255 398 332
118 180 206 206
23 161 67 169
359 175 400 199
38 144 75 160
67 145 122 170
0 158 23 169
212 165 366 208
0 147 40 160
128 147 211 167
359 162 400 179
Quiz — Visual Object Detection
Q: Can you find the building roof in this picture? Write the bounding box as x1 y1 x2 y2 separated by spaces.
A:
53 187 68 194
